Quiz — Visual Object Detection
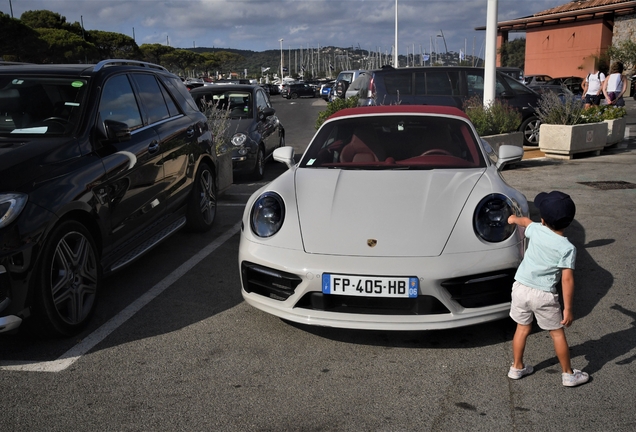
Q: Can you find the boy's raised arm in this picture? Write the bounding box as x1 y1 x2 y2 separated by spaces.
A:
508 215 532 228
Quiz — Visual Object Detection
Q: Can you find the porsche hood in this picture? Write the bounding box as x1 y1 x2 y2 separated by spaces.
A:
294 168 485 257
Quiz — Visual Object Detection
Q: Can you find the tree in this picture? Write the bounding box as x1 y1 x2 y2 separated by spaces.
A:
162 49 204 75
607 38 636 73
20 10 67 29
86 30 140 60
0 12 46 62
499 38 526 69
139 43 175 64
36 28 97 63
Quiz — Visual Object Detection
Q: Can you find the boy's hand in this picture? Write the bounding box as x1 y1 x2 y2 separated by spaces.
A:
561 308 573 327
508 215 516 225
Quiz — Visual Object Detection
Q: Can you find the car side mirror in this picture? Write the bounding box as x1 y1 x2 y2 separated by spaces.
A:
496 145 523 170
260 107 276 120
104 119 131 142
273 146 295 169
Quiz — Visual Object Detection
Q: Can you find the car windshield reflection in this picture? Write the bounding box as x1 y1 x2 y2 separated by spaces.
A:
194 91 253 119
0 76 86 136
300 115 486 170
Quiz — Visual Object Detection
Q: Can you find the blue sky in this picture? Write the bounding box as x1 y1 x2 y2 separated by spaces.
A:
2 0 567 53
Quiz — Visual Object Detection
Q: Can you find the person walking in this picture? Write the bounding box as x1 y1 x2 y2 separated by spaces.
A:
582 65 605 108
602 61 627 107
506 191 589 387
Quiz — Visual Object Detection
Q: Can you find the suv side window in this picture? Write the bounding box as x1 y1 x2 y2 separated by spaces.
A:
131 73 170 124
502 75 535 95
384 72 412 96
466 72 506 97
414 71 460 95
99 74 142 129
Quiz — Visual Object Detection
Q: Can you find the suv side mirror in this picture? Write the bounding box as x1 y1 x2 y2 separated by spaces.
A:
104 119 131 142
260 107 275 120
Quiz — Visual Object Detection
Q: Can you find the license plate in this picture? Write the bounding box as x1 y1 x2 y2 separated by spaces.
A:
322 274 419 298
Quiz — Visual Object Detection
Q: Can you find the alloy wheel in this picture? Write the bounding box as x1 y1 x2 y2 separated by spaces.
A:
198 168 217 225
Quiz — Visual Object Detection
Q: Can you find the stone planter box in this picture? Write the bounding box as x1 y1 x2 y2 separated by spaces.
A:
604 117 627 146
481 131 524 153
539 122 608 160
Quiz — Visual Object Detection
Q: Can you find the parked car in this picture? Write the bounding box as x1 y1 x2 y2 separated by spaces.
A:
352 66 542 146
332 69 368 100
536 77 584 96
498 67 524 83
523 75 553 86
239 105 527 330
262 83 280 95
631 74 636 100
190 84 285 179
320 81 334 101
0 60 232 336
281 83 317 99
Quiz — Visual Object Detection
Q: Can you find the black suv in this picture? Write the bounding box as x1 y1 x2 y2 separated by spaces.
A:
351 66 541 146
0 60 232 336
281 83 316 99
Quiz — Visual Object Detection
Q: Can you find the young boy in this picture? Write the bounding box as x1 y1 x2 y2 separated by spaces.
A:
506 191 589 387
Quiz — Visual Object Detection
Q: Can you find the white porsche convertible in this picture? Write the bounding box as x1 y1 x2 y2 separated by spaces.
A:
239 105 528 330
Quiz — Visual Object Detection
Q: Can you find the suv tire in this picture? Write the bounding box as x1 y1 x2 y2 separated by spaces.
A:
186 161 217 232
31 220 101 337
335 81 349 98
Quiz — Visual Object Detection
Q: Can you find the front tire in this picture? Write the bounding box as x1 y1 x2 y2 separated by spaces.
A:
251 146 265 180
186 161 217 232
291 93 298 99
32 220 101 337
521 116 541 146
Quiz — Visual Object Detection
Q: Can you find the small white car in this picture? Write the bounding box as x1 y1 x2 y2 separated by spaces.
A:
239 105 528 330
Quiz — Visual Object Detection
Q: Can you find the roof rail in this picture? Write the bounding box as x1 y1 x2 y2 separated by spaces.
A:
93 59 168 72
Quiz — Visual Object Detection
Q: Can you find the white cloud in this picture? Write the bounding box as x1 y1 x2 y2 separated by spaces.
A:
2 0 567 51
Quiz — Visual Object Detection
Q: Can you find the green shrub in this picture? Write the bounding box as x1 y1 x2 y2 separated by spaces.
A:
315 96 359 129
535 91 586 125
463 96 521 136
579 105 627 123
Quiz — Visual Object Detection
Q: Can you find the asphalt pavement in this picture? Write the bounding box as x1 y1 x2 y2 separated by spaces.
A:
1 95 635 431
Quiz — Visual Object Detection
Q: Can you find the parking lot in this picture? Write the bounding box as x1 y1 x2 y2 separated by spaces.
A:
1 95 636 431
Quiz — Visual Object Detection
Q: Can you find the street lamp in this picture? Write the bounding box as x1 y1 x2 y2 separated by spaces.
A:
279 38 284 80
394 0 399 68
437 30 448 53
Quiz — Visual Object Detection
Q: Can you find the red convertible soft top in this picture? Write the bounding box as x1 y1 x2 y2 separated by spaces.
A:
327 105 470 121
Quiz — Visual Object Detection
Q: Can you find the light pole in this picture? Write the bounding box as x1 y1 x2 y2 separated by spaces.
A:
436 31 447 65
394 0 398 68
279 38 284 80
484 0 498 106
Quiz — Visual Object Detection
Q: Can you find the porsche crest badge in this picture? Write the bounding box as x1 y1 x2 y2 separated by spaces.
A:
367 239 377 248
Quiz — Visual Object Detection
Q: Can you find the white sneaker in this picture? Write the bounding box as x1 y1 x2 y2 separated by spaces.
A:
508 364 534 379
562 369 589 387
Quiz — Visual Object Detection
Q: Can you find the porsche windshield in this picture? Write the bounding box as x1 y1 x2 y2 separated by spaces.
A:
300 115 486 169
0 76 87 136
194 91 253 119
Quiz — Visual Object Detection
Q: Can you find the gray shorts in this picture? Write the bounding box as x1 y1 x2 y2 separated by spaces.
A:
510 281 563 330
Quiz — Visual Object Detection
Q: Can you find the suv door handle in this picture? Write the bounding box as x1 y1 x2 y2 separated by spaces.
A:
148 141 160 154
186 128 195 138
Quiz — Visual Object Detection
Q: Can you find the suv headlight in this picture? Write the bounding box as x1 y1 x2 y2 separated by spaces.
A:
250 192 285 238
473 194 518 242
0 193 28 229
231 133 247 146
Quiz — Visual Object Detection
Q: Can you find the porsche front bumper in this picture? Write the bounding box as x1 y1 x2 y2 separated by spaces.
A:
239 238 524 331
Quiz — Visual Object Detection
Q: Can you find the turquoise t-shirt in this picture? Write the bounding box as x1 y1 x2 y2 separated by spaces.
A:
515 222 576 293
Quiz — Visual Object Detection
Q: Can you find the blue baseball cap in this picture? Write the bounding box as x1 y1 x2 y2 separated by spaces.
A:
535 191 576 230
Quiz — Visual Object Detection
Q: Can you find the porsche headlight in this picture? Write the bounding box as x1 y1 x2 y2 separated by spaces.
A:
231 133 247 146
473 194 517 242
250 192 285 238
0 193 28 229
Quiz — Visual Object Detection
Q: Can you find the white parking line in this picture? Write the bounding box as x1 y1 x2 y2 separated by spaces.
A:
0 221 242 373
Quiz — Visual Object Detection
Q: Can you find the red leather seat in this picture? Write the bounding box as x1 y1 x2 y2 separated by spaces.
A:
340 134 380 163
